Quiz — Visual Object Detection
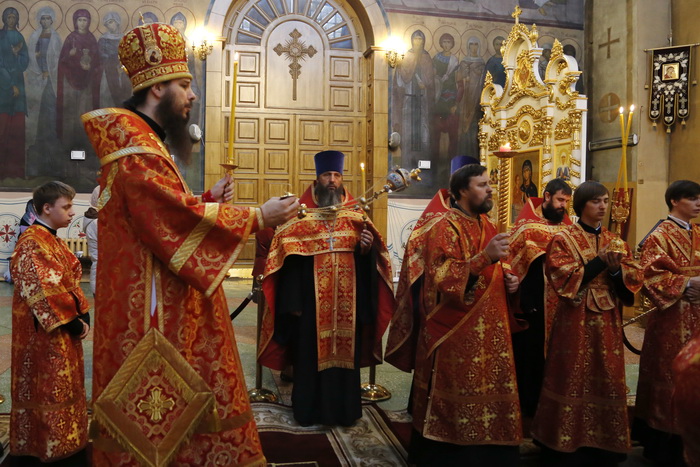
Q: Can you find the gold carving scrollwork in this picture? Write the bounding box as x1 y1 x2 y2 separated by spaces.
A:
506 105 545 127
530 24 539 43
555 117 573 140
556 61 568 75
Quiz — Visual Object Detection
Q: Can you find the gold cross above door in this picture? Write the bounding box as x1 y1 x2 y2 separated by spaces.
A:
273 29 318 100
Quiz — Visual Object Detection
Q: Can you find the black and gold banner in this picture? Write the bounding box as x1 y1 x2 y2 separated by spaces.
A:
649 45 692 131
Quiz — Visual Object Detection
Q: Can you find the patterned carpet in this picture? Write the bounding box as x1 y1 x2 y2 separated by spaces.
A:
254 402 410 466
0 405 410 466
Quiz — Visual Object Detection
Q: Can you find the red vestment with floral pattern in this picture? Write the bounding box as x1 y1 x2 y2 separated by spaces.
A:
385 189 451 372
507 197 571 348
82 108 265 466
672 331 700 466
10 225 90 461
637 220 700 433
532 224 642 453
258 184 395 371
411 209 522 446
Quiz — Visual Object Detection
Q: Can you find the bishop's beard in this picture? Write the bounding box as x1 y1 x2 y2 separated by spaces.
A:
155 91 194 165
315 182 344 207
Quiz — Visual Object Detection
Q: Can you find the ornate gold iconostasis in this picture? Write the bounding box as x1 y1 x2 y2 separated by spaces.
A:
479 10 586 231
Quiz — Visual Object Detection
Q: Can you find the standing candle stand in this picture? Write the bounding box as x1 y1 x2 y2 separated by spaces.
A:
359 161 389 402
247 275 279 402
608 105 635 254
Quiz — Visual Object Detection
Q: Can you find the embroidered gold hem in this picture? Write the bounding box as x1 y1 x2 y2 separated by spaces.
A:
93 328 214 467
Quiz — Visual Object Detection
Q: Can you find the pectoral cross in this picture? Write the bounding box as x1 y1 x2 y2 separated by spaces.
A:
326 236 336 251
274 29 317 100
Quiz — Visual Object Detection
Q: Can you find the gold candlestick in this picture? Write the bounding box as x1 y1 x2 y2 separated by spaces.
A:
221 53 239 173
609 105 634 253
494 146 516 233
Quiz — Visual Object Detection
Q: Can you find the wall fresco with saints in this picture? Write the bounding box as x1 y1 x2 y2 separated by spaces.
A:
0 0 207 193
386 0 584 197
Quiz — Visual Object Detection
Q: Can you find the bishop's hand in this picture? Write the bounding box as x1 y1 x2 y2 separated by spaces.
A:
260 196 299 228
210 174 234 203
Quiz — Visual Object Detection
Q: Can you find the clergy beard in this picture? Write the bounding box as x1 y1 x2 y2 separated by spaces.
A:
155 90 194 165
315 183 343 207
542 201 566 223
471 198 493 214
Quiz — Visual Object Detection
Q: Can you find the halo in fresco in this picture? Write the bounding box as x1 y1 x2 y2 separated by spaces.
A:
65 3 99 33
28 1 63 31
461 30 488 60
432 25 462 56
402 25 433 53
561 39 583 60
485 28 510 56
163 6 196 36
131 7 164 27
96 5 129 36
0 1 29 31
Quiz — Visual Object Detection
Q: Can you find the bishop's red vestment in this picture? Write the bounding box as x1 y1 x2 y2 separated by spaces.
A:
532 224 642 453
10 224 90 461
82 108 265 466
636 220 700 433
385 188 451 372
411 208 522 446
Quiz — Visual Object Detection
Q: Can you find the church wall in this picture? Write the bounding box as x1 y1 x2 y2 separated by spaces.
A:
669 0 700 185
587 0 672 245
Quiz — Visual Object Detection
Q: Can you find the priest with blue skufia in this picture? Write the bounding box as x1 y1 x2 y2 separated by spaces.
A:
259 150 396 426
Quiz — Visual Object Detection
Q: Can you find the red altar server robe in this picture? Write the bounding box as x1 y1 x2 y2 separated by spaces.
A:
637 220 700 433
385 188 451 372
10 224 90 461
82 108 265 466
411 209 522 445
672 331 700 466
533 224 642 453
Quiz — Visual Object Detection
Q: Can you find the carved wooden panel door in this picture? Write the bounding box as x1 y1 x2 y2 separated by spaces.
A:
225 0 367 208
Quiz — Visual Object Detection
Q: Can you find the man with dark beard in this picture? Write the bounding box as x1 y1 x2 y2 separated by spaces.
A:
506 178 572 419
408 164 522 466
81 22 298 466
258 150 396 427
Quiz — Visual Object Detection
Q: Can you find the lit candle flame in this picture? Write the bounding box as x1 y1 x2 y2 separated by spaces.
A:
360 162 366 195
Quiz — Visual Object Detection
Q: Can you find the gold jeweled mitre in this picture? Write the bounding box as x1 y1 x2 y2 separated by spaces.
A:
118 22 192 93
